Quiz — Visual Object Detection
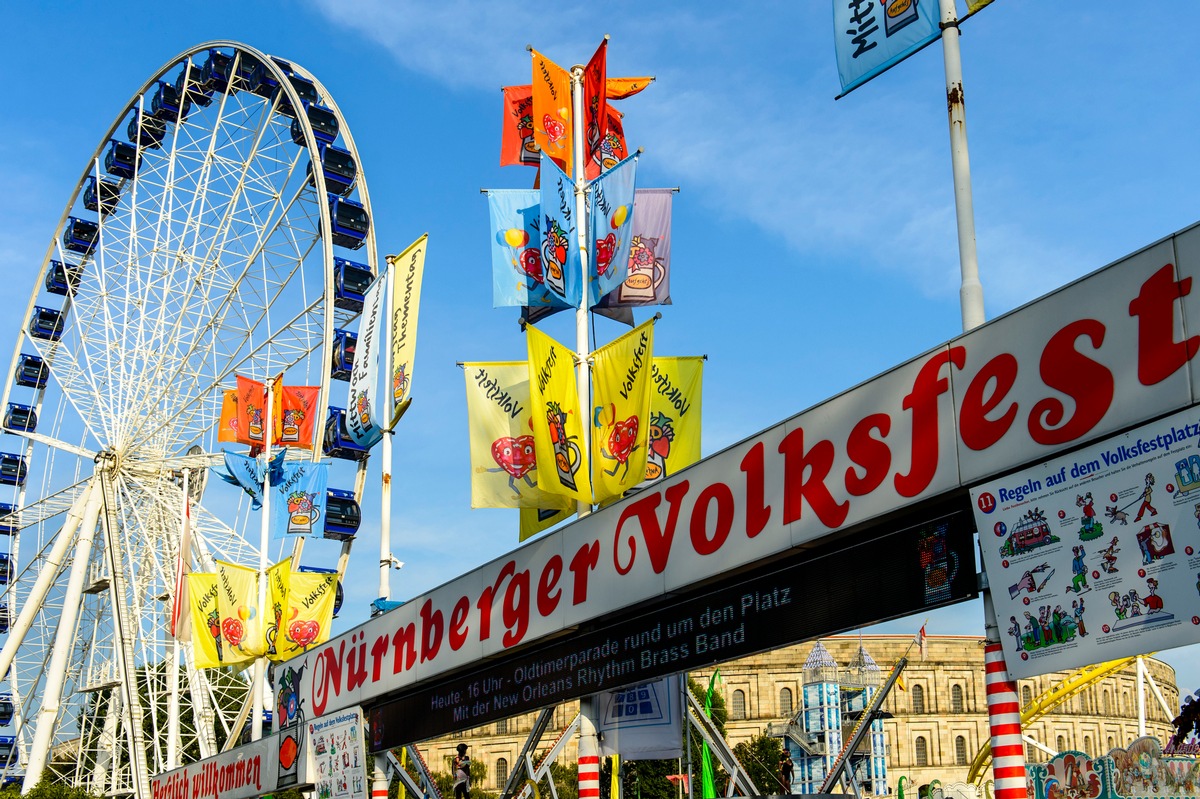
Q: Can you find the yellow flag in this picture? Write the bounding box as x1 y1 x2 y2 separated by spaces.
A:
188 573 224 669
591 320 655 504
278 570 338 661
527 325 591 503
389 234 427 421
464 362 574 510
214 560 261 663
519 506 573 542
531 49 573 176
642 357 704 487
266 557 292 661
967 0 994 13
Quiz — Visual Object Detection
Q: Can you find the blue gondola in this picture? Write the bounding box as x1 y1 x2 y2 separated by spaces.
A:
83 176 121 217
104 140 138 179
150 80 192 123
331 329 356 381
3 405 35 434
308 143 356 196
276 74 319 119
174 62 213 107
0 735 14 765
333 257 372 311
201 49 234 93
44 260 82 296
127 111 166 150
250 57 293 99
0 694 9 725
322 406 369 461
0 556 11 585
14 355 46 389
0 455 26 488
61 217 98 255
234 52 265 95
29 307 65 342
290 102 339 145
0 505 17 535
328 195 369 250
323 488 360 541
0 612 8 637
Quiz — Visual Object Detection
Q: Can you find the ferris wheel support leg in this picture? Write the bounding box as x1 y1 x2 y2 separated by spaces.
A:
0 481 96 684
21 477 106 793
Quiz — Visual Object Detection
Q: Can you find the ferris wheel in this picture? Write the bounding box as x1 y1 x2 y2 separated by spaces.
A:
0 41 376 796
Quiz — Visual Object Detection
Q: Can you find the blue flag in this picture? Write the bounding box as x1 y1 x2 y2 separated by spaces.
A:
539 152 583 308
487 190 558 311
273 461 329 540
218 450 285 510
833 0 940 95
587 153 637 307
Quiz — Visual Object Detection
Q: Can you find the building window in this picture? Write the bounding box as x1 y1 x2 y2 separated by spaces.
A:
1026 742 1037 761
1021 686 1033 707
1084 736 1093 754
1103 692 1111 715
1056 735 1066 752
731 690 747 720
951 685 964 713
915 736 928 767
496 719 508 735
912 684 926 714
496 758 509 789
955 736 968 766
779 687 793 718
1107 736 1114 750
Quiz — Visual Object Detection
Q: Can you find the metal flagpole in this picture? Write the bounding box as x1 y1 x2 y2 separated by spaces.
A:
252 378 274 741
380 255 395 604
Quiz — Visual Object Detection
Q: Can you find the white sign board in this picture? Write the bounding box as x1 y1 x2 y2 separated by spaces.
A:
971 407 1200 679
151 735 279 799
306 707 368 799
281 221 1200 716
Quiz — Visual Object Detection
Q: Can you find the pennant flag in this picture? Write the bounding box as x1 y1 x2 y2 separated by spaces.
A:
279 569 339 660
640 357 703 488
276 386 319 449
273 461 329 540
531 49 573 175
488 190 553 309
215 560 262 662
586 106 629 180
235 375 269 447
187 573 224 668
539 152 583 308
217 389 245 444
519 506 572 542
591 320 654 504
599 189 673 308
583 39 608 165
464 362 574 511
588 153 638 307
265 557 292 659
605 77 654 101
347 265 387 448
833 0 940 95
527 325 591 503
967 0 995 13
219 450 269 509
500 85 540 167
389 234 427 423
915 624 927 660
170 493 194 640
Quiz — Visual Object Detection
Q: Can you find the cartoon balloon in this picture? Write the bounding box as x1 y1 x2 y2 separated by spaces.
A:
611 205 629 229
505 228 528 248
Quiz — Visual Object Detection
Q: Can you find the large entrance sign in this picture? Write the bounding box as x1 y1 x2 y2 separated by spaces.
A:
972 405 1200 679
280 221 1200 730
368 507 976 747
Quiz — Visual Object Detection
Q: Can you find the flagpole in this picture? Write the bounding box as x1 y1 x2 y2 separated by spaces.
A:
571 63 592 521
252 379 274 742
380 255 395 603
167 471 188 768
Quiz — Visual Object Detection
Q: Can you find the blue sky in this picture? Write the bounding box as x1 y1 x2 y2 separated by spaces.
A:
3 1 1199 718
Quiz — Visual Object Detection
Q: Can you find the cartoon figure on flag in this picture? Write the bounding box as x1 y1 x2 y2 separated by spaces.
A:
527 326 591 503
539 153 582 307
388 234 427 422
644 411 675 483
591 320 654 502
588 153 637 307
272 462 329 540
638 357 703 488
542 217 571 301
547 401 583 492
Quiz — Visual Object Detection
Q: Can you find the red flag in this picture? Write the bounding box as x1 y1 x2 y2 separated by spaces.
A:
583 38 608 165
277 386 319 449
586 106 628 180
531 49 573 176
916 624 927 660
500 86 539 167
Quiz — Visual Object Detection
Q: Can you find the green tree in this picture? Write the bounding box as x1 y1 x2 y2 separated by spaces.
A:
732 733 784 795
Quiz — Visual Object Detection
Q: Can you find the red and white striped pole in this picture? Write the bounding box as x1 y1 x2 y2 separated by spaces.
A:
983 592 1027 799
372 755 390 799
578 697 602 799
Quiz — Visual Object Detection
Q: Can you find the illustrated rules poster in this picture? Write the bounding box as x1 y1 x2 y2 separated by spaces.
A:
306 707 368 799
971 407 1200 680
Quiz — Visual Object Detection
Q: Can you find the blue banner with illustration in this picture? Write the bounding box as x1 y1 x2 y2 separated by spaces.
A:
488 190 558 310
587 153 637 307
346 266 387 448
539 151 583 308
273 461 329 540
217 450 285 510
833 0 940 95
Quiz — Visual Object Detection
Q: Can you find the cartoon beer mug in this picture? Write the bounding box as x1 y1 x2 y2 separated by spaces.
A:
546 402 581 492
247 405 264 442
281 408 302 443
617 235 665 304
286 491 321 536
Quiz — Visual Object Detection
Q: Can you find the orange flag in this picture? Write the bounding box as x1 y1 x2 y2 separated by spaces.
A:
276 386 320 449
604 76 654 100
501 86 540 167
217 389 245 444
531 49 573 176
235 376 268 447
583 39 608 165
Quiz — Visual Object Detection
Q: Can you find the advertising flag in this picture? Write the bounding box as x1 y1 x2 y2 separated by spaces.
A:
597 675 683 760
187 573 224 668
539 152 583 308
591 320 654 504
346 265 386 448
266 557 292 660
276 386 319 449
527 325 591 503
586 106 628 180
500 85 540 167
833 0 940 95
967 0 995 13
389 234 427 421
215 560 261 662
588 153 638 307
274 461 329 540
217 390 244 444
531 49 573 175
599 189 673 308
170 493 194 640
583 38 608 164
641 357 703 488
235 376 268 447
279 569 338 660
488 190 556 310
605 77 654 100
219 451 269 509
463 362 574 511
519 506 572 542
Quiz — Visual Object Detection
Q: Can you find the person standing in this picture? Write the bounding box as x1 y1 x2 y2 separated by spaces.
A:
454 743 471 799
779 751 794 794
